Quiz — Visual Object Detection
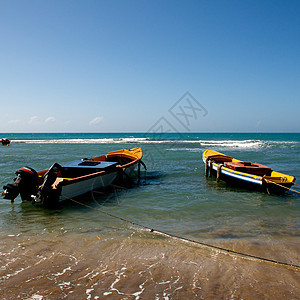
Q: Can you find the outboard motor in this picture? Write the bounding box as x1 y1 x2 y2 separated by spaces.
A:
3 167 38 202
40 163 61 193
38 163 62 206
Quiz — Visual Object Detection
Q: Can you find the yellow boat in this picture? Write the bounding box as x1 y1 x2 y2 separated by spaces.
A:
2 147 144 206
202 150 295 194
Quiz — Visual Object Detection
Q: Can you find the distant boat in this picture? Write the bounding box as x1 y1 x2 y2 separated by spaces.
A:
1 138 10 146
202 150 295 194
2 147 144 206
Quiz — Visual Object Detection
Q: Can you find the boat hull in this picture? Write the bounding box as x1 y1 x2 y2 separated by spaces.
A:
59 171 119 201
0 147 144 206
58 161 140 202
202 150 295 194
53 148 142 203
206 162 293 193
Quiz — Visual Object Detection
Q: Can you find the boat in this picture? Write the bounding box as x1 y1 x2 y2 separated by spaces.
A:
202 150 295 194
2 147 144 206
1 138 10 146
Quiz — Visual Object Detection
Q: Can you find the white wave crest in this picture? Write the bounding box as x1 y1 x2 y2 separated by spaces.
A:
12 138 298 149
13 137 150 144
197 139 264 148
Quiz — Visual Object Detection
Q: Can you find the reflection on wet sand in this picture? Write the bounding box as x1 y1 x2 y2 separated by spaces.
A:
0 230 299 299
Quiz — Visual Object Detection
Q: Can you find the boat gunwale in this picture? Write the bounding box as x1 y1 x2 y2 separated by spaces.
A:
212 161 263 180
59 157 140 186
36 147 142 187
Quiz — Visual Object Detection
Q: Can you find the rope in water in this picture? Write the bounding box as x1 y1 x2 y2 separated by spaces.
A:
264 179 300 195
291 181 300 188
63 195 300 270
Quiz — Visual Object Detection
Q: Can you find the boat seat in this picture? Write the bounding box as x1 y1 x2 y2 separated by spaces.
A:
263 176 289 183
225 161 272 176
207 155 232 163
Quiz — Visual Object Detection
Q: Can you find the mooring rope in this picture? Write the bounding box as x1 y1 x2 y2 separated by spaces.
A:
264 179 300 195
63 195 299 270
291 181 300 188
193 164 205 171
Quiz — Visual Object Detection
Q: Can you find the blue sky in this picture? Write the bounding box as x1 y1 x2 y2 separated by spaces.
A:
1 0 299 133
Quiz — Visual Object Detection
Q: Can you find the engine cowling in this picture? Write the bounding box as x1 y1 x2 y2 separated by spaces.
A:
38 163 62 207
3 167 38 202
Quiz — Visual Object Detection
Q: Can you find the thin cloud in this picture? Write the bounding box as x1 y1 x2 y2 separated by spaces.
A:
45 116 56 123
28 116 40 124
89 117 103 126
8 119 21 124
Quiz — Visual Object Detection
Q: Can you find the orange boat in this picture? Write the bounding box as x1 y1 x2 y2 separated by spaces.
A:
2 147 144 206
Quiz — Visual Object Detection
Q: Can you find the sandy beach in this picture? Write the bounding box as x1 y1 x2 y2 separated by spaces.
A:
1 229 299 299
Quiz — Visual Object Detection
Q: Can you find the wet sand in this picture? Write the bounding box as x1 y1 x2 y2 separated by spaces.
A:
0 230 299 299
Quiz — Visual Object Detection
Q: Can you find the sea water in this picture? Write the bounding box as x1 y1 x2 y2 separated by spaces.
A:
0 133 299 299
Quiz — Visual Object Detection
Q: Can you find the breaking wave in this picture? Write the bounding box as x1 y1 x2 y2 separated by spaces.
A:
13 137 150 144
12 137 299 149
197 139 264 148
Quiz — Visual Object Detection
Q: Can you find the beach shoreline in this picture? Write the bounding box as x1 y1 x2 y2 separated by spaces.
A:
1 230 299 299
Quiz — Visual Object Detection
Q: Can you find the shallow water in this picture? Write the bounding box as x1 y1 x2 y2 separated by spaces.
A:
0 133 299 298
0 230 299 299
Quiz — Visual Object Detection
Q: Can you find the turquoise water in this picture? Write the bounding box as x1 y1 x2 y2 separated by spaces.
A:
1 132 299 238
0 133 299 298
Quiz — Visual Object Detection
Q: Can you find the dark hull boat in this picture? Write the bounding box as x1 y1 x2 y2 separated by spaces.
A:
203 150 295 194
1 138 10 146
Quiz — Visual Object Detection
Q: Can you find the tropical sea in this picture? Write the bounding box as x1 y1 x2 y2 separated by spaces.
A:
0 132 299 299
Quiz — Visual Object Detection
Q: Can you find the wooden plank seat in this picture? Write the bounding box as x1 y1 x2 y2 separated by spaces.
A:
225 161 272 176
